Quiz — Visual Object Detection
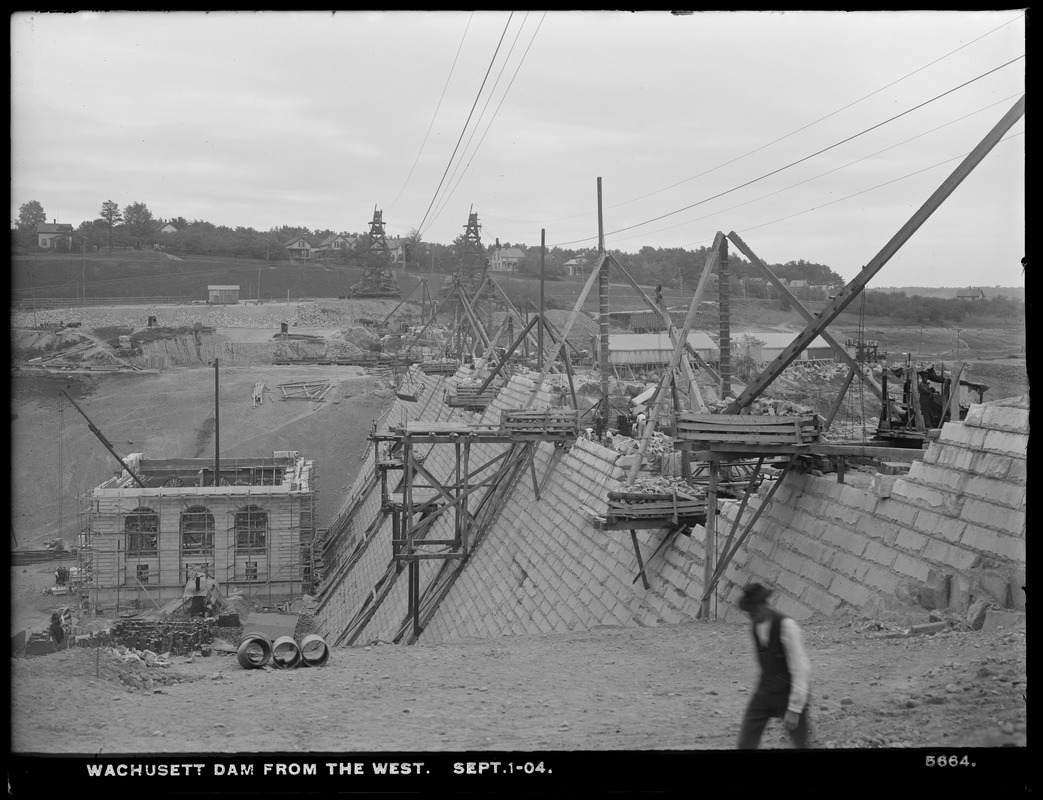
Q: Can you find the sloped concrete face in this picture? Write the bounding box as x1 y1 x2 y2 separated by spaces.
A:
316 375 1027 643
712 395 1027 622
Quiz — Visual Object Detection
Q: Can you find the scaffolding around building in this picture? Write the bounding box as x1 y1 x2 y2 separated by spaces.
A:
74 453 317 615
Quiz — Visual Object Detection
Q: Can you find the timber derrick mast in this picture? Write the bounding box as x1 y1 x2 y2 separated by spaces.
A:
441 209 491 356
351 207 400 298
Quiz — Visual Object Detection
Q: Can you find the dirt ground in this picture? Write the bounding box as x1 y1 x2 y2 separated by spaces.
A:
10 588 1026 753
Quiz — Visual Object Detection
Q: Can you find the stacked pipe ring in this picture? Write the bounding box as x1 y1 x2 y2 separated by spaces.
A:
299 634 331 667
271 636 302 669
236 632 273 668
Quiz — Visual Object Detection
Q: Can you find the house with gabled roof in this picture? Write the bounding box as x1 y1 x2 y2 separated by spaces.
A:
956 287 985 301
314 233 356 261
36 221 74 249
489 241 525 272
564 255 590 278
284 235 314 261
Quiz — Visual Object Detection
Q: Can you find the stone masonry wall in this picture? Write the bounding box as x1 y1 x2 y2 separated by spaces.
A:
709 395 1028 622
316 366 1027 644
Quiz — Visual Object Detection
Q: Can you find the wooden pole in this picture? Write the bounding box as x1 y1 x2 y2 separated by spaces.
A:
948 362 966 422
719 237 730 398
597 178 610 429
701 461 718 620
539 228 545 369
214 358 220 486
523 252 607 407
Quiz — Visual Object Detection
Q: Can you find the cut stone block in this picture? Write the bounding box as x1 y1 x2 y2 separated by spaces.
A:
981 609 1026 632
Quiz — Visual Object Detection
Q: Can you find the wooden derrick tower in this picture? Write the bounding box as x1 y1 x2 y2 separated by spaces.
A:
351 207 401 298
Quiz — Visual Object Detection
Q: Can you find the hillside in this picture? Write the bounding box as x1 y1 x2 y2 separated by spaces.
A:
873 286 1024 301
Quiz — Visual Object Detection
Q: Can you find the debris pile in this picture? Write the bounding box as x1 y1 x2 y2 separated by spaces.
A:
623 474 705 500
608 432 673 461
111 618 215 655
704 397 815 416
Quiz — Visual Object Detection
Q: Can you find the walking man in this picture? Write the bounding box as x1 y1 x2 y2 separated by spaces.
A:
736 583 812 749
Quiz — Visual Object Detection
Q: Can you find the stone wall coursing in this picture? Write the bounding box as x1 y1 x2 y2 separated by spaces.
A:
708 395 1027 622
352 373 571 643
317 373 1027 644
315 365 496 644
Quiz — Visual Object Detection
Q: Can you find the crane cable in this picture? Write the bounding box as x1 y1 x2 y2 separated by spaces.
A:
414 12 515 239
387 13 476 211
549 54 1024 248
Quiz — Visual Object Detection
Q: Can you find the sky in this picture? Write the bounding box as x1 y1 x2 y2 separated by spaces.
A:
10 10 1026 288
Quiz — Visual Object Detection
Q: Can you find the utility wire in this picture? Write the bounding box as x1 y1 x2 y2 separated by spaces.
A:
414 12 515 239
386 13 475 211
682 130 1022 247
425 13 529 234
606 92 1023 246
550 55 1023 248
428 12 546 233
495 12 1026 228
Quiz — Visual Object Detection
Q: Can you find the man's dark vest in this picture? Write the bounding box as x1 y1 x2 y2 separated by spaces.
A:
752 608 791 698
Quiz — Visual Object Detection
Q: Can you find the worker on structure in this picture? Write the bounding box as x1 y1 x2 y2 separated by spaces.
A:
635 409 648 439
735 583 812 749
49 611 69 651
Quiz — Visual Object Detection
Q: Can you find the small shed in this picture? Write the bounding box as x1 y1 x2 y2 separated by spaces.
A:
208 285 240 305
733 331 835 363
607 331 720 366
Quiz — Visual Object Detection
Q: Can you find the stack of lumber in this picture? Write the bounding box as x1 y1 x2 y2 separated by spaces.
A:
675 412 821 446
606 475 706 522
500 409 579 438
419 359 458 374
277 380 333 402
446 383 498 408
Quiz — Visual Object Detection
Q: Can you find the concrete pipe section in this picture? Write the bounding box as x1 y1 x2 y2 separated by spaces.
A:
236 632 273 669
299 634 331 667
271 635 302 669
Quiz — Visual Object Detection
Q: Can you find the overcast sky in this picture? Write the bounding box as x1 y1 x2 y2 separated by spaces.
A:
11 10 1025 287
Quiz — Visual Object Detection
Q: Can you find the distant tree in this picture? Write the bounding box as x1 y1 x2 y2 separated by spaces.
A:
99 200 123 252
17 200 46 232
122 201 155 248
76 219 107 252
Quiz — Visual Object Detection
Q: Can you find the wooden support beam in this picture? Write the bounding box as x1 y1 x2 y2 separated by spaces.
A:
823 367 856 430
524 253 607 407
700 460 718 620
724 95 1024 414
703 455 798 602
528 443 540 500
948 362 966 422
710 457 764 585
609 255 707 413
476 312 539 395
625 234 725 486
728 232 884 403
630 529 650 590
630 524 685 585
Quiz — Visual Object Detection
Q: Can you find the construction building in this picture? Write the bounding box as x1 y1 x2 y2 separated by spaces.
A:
77 451 317 611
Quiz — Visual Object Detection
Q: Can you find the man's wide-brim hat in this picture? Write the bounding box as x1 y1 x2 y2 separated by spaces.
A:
738 582 772 611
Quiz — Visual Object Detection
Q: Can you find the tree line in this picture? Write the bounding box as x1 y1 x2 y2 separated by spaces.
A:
15 199 1021 325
